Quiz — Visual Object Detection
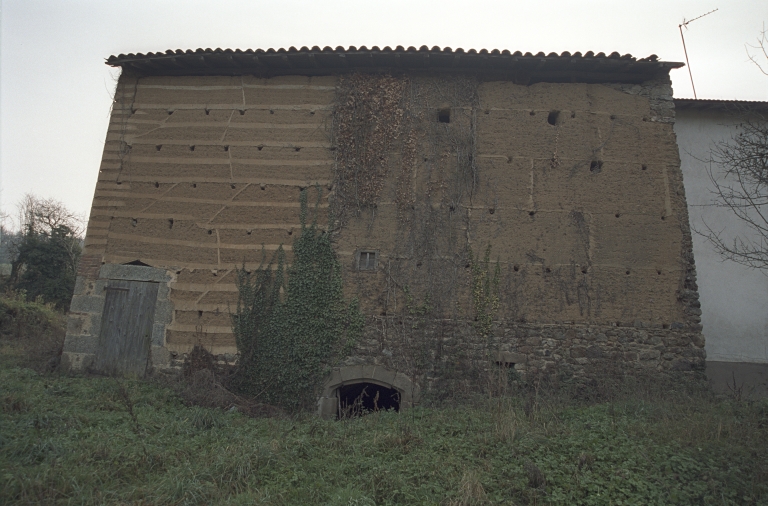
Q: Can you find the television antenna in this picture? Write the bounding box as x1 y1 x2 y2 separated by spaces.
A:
679 8 718 99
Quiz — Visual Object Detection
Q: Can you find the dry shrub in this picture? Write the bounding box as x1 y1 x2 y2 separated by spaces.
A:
177 345 283 418
447 470 488 506
0 292 65 373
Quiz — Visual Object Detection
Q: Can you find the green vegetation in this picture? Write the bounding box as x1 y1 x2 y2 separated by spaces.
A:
468 244 501 339
2 355 767 505
5 194 83 310
1 287 767 505
230 188 364 410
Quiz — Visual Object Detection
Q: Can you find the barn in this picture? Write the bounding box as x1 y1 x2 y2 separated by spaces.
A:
62 46 704 413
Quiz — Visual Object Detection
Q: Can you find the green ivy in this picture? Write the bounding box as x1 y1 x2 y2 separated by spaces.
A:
468 244 500 339
230 189 364 411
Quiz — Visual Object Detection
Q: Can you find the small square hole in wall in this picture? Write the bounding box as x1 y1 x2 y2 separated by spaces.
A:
438 108 450 123
357 250 377 271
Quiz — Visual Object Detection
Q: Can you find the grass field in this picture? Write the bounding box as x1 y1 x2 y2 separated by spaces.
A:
1 297 767 505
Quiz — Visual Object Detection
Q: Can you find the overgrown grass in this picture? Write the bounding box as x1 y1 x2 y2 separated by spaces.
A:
2 354 767 505
1 295 766 504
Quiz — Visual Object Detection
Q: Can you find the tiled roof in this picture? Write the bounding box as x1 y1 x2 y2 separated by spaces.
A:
106 46 683 83
674 98 768 111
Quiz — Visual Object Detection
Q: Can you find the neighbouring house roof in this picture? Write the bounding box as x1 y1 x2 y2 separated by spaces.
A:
674 98 768 112
106 46 683 83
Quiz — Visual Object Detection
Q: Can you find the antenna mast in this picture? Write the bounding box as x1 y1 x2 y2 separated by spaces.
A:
679 8 718 99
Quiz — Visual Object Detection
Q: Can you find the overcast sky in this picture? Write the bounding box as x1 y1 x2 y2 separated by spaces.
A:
1 0 767 226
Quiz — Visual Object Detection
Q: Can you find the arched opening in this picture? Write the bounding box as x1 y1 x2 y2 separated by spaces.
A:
337 382 400 418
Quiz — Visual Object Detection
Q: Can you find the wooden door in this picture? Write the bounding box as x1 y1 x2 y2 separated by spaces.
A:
93 280 159 376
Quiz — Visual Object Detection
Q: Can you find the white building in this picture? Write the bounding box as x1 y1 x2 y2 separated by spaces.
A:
675 98 768 397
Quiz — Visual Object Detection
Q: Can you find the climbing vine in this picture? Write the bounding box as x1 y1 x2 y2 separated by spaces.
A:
330 73 409 225
230 189 364 411
469 244 501 339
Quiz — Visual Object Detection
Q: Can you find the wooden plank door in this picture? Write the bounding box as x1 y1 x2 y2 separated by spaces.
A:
94 280 159 376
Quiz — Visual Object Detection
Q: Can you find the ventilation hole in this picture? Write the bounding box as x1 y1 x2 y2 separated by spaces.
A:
641 165 647 171
615 213 620 218
416 262 422 267
198 310 203 317
287 230 293 235
506 156 512 163
208 230 213 235
423 157 428 162
513 265 520 272
545 267 552 273
529 110 536 116
662 324 670 329
167 110 174 115
154 182 159 188
329 146 336 151
465 264 470 269
616 321 621 327
661 216 666 221
310 111 316 115
168 218 174 229
547 111 560 126
131 218 138 227
489 208 495 215
657 269 662 275
231 184 236 189
116 181 122 185
438 108 450 123
260 185 266 190
581 267 588 274
156 145 162 151
269 109 274 114
239 109 245 115
189 145 195 151
571 112 576 118
130 108 136 115
224 145 229 152
484 109 490 114
625 270 631 275
257 145 264 151
590 160 603 173
642 117 648 122
205 109 210 115
529 211 535 216
192 183 197 188
295 147 301 152
246 230 252 235
610 114 617 120
213 271 217 276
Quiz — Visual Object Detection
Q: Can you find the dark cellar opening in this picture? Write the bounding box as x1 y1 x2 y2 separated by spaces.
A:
337 382 400 418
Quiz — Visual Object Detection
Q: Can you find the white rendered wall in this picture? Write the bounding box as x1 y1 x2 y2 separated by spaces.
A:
675 109 768 363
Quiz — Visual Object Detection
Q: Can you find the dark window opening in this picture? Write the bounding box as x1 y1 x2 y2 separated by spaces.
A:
124 260 151 267
358 251 377 270
337 382 400 418
547 111 560 126
438 108 450 123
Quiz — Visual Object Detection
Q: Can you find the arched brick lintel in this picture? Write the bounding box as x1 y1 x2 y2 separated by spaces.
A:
316 365 420 418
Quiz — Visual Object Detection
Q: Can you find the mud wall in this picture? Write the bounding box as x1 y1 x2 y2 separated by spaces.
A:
67 70 703 379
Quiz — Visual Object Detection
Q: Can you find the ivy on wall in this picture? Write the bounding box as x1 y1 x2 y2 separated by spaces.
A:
469 244 501 339
231 189 364 410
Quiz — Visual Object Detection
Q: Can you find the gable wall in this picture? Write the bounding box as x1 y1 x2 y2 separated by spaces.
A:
65 71 704 381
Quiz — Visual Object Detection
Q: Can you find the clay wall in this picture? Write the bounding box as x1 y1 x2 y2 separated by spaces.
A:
69 70 703 379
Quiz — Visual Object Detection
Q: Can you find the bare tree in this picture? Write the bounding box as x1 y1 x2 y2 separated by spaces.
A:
746 23 768 76
15 194 84 273
700 111 768 269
